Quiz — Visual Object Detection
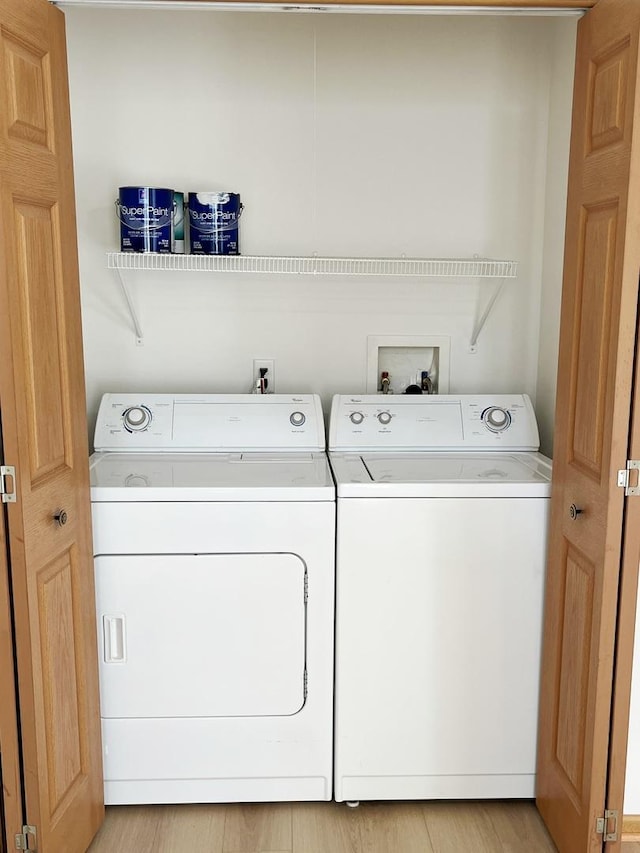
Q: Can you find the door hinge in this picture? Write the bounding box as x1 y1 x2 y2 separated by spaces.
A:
595 809 618 842
0 465 16 503
617 460 640 496
15 824 36 851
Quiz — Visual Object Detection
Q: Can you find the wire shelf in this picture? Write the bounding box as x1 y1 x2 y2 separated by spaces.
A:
107 252 518 278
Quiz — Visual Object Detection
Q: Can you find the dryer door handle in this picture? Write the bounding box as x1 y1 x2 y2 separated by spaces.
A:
103 614 126 662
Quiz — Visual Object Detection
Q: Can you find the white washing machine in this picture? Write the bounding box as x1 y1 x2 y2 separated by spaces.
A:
90 393 335 805
329 394 551 804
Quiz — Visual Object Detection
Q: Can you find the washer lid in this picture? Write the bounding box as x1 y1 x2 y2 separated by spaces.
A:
330 452 552 497
90 451 335 502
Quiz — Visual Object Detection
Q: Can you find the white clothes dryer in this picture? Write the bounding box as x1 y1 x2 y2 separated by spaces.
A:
90 394 335 805
329 394 551 804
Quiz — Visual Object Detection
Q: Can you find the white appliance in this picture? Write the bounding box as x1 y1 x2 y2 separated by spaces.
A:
329 393 551 804
90 393 335 805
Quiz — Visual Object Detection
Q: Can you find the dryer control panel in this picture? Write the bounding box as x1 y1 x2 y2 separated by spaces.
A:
94 394 326 452
329 394 540 452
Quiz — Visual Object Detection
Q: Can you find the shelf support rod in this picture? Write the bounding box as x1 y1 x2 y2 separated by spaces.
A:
115 266 144 344
469 277 505 352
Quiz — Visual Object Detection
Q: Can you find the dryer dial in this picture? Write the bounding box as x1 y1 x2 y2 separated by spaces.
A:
290 411 306 426
123 405 152 432
482 406 511 433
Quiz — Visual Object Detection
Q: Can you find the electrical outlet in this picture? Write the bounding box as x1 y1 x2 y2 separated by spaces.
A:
252 359 275 393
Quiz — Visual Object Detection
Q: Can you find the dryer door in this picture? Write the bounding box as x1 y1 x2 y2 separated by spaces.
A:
95 553 306 718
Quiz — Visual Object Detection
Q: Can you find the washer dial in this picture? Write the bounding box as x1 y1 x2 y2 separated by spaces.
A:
290 411 306 426
377 411 392 426
482 406 511 433
123 405 152 432
350 412 365 425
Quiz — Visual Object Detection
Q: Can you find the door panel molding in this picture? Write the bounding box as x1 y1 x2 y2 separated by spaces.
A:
38 550 84 817
587 37 630 154
2 32 53 151
571 200 618 476
554 546 595 804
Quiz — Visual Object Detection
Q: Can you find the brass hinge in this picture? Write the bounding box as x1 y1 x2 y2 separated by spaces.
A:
595 809 618 842
617 460 640 496
15 824 36 851
0 465 16 503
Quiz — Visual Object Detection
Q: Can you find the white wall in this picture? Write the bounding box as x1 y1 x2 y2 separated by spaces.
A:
63 9 576 441
535 20 576 458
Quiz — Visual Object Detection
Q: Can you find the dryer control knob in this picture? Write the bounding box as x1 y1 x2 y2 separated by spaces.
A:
123 406 151 432
377 411 392 425
482 407 511 433
290 411 306 426
350 412 364 425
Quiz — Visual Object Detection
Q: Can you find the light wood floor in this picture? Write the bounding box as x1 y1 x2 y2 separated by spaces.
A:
89 801 564 852
87 801 640 852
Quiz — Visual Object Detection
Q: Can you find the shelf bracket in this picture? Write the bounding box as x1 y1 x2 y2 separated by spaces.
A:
114 267 144 345
469 277 505 352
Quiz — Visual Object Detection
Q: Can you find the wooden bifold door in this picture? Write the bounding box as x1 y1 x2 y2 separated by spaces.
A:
535 1 640 851
0 0 104 850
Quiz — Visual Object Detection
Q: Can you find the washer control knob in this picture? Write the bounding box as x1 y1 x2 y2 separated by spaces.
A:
123 406 151 432
290 411 306 427
377 411 392 425
350 412 365 425
482 406 511 433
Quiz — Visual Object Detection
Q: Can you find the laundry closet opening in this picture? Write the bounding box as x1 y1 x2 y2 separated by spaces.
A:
66 0 640 824
61 8 573 458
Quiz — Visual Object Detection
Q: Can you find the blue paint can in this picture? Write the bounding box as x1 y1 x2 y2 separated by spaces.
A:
117 187 174 253
187 192 242 255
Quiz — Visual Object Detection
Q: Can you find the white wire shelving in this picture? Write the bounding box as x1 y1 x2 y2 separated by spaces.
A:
107 252 517 279
106 252 518 348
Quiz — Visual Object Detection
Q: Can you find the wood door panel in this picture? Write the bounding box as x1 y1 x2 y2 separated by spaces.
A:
588 39 630 154
2 33 52 151
571 201 617 477
536 2 640 852
38 549 84 817
0 1 103 850
555 546 595 804
13 196 69 480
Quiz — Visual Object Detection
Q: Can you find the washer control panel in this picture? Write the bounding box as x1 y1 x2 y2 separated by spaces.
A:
329 394 540 451
94 394 326 452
